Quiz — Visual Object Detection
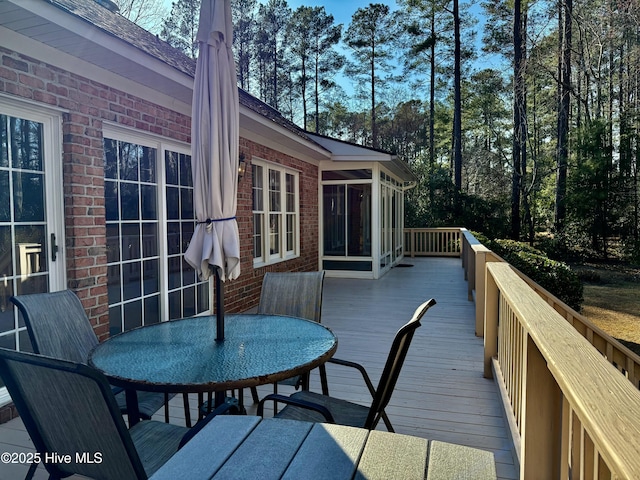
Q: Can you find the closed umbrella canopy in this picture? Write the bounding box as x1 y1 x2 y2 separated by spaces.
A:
185 0 239 341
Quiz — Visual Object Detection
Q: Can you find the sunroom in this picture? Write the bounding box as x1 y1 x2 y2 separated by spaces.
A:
309 135 416 279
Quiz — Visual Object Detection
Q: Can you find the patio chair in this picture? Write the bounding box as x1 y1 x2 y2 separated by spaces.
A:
257 298 437 432
249 271 326 404
0 347 190 480
10 290 173 423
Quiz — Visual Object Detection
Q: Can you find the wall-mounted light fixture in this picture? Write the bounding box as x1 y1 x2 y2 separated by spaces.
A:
238 153 247 180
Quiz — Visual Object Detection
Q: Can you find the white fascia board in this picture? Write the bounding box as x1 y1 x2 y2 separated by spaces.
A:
306 133 392 162
1 25 191 116
8 1 192 98
239 107 331 164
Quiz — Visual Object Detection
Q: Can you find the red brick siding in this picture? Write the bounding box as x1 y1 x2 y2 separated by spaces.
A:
1 48 319 339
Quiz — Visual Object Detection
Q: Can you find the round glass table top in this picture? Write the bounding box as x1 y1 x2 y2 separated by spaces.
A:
88 314 337 393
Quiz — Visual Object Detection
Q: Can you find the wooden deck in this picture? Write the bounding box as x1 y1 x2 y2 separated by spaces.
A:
0 257 517 480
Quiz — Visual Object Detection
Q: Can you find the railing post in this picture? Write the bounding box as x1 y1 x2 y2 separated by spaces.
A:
521 336 563 480
484 266 499 379
410 229 415 258
475 248 498 338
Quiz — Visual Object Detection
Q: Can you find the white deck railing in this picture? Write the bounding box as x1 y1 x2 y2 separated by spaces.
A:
404 228 462 257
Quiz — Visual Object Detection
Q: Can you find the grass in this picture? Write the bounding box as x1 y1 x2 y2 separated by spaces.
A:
574 262 640 356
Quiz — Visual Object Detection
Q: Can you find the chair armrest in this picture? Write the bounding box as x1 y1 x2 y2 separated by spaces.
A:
178 401 241 448
257 394 335 423
110 385 124 396
327 358 377 398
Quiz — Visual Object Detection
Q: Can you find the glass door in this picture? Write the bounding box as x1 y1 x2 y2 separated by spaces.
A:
0 103 65 404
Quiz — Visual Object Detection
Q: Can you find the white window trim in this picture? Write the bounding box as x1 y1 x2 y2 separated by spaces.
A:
252 158 300 267
102 125 210 329
0 96 66 406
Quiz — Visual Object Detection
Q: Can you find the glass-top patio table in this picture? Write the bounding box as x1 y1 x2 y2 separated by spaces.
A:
88 314 337 425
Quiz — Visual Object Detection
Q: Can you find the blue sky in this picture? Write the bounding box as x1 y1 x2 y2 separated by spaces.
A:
276 1 396 27
160 1 395 28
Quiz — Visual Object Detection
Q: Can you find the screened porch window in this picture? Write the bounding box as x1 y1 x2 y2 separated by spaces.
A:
323 183 372 257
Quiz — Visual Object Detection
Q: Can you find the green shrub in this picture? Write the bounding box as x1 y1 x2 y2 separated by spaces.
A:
472 233 584 311
506 251 584 311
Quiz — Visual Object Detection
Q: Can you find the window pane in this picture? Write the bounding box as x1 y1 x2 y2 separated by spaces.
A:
143 259 159 295
286 214 295 251
10 118 43 171
286 173 295 212
104 138 118 179
252 164 263 211
166 186 179 219
269 170 280 212
181 187 193 219
142 223 158 258
140 146 156 183
197 282 210 313
121 224 140 261
323 185 345 256
124 300 142 331
167 222 180 255
347 184 371 256
13 172 44 222
182 257 195 286
107 264 121 303
168 256 181 290
165 151 178 185
183 286 195 317
15 274 47 296
269 214 280 255
322 169 372 181
120 183 139 221
253 213 262 258
109 305 122 336
119 142 139 181
105 180 119 221
141 184 157 220
182 222 194 252
0 114 8 168
106 224 120 263
122 261 141 301
168 290 181 320
0 171 9 222
15 226 46 276
0 226 11 277
179 152 192 187
145 295 160 325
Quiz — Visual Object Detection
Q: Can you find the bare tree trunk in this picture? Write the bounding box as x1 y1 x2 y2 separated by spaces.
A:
371 46 377 149
512 0 526 240
555 0 572 235
452 0 462 194
429 7 436 205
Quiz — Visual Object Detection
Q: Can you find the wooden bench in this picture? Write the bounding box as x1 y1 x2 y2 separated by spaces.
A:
151 416 496 480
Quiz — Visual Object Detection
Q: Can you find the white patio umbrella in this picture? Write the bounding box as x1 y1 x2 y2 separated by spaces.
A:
184 0 240 342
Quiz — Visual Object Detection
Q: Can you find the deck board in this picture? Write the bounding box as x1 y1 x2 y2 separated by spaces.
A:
0 257 517 480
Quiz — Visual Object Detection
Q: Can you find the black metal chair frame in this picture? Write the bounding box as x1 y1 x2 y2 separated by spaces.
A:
0 348 159 480
258 298 437 432
10 290 174 425
0 348 234 480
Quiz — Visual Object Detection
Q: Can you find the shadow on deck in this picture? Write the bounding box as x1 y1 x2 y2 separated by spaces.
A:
0 257 517 480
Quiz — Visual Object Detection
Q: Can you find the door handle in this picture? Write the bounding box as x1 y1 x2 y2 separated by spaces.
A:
51 233 59 261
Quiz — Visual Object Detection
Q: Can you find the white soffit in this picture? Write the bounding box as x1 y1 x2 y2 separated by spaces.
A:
0 0 193 107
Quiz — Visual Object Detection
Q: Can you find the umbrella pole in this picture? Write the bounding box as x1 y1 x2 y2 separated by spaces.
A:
215 267 224 342
214 267 226 408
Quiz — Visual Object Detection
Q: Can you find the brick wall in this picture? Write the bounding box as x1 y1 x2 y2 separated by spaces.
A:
226 137 320 313
0 48 319 338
